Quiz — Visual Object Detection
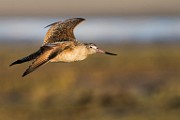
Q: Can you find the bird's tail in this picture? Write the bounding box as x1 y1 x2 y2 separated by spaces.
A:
9 49 42 66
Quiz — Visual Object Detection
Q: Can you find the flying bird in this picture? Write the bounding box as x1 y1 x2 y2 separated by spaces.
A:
10 18 117 77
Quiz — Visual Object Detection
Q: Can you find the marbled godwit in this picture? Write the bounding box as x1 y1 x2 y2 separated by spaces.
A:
10 18 117 77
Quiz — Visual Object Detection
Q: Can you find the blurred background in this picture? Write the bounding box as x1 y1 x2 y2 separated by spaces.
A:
1 0 180 120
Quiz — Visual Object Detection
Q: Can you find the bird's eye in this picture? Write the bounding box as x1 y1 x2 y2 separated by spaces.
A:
90 46 92 48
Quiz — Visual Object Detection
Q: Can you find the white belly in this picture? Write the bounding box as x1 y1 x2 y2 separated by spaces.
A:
50 47 88 63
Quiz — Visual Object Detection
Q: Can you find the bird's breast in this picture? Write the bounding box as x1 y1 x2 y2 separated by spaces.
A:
50 46 88 63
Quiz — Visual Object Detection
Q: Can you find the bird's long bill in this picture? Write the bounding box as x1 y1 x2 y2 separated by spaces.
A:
96 48 117 56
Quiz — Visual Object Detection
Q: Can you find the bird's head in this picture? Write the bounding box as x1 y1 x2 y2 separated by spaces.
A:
86 43 117 56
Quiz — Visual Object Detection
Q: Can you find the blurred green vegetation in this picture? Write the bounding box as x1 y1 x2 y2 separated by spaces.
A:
0 42 180 120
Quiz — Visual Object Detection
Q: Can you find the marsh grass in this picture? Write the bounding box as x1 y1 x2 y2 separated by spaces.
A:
0 42 180 120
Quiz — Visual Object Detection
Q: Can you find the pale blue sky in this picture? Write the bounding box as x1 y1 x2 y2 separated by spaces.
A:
1 16 180 43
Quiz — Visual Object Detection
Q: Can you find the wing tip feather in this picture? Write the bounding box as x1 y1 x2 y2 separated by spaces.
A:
44 21 61 28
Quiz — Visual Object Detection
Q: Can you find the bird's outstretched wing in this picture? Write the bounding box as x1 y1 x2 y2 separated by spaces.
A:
43 18 85 45
10 49 42 66
22 46 59 77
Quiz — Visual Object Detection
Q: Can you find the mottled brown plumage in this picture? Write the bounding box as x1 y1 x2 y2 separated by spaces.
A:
43 18 85 45
10 18 117 77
